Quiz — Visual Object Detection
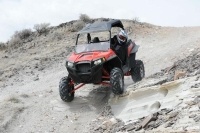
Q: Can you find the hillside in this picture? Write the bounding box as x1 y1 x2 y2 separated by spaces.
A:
0 18 200 133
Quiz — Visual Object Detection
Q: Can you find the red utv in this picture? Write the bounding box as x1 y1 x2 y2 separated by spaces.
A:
59 19 145 102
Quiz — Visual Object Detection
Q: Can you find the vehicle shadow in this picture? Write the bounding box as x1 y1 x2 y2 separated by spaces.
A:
60 85 112 114
59 77 134 114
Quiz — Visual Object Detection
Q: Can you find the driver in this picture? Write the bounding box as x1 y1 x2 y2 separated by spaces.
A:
111 29 129 64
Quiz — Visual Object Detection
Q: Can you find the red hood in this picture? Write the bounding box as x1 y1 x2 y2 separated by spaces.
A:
67 50 115 63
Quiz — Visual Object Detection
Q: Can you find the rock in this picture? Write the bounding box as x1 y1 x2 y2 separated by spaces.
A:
189 114 197 118
124 123 135 131
194 96 200 104
101 124 107 130
164 121 174 128
135 125 142 131
191 83 200 88
185 101 196 106
162 116 170 122
168 111 178 119
38 67 45 71
195 76 200 81
38 94 43 97
144 121 155 130
33 77 39 81
127 126 135 131
193 116 200 122
166 64 175 73
189 106 199 112
167 73 174 81
153 120 162 128
195 69 200 75
74 116 78 120
174 70 186 80
97 116 105 120
159 108 173 115
0 71 4 76
109 118 117 125
141 113 158 128
101 117 117 130
186 126 200 131
3 55 8 58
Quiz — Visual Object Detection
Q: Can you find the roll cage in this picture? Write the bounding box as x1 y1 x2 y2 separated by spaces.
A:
75 19 124 45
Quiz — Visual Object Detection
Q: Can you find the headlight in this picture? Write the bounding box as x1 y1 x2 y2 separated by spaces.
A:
67 62 74 68
94 58 105 65
94 59 102 65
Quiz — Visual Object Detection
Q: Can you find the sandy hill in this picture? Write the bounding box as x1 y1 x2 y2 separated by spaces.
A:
0 18 200 133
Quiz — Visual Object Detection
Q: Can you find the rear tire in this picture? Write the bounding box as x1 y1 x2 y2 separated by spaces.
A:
131 60 145 82
110 67 124 95
59 76 74 102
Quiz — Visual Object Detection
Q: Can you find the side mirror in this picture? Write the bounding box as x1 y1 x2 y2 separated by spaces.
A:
87 33 91 43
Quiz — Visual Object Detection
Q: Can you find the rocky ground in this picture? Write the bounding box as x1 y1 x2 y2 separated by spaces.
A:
89 49 200 133
0 18 200 133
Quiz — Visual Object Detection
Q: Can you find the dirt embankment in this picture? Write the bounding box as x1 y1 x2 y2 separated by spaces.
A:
0 19 200 133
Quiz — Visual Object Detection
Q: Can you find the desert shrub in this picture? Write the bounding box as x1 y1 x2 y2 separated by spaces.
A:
9 36 21 48
51 30 63 41
6 28 32 48
69 21 85 32
133 17 140 23
33 23 50 34
79 14 90 23
12 29 32 40
0 42 6 50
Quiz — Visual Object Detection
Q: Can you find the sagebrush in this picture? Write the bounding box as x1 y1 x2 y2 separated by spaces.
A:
69 21 85 32
13 29 32 40
33 23 50 34
133 17 140 23
0 42 6 50
7 29 32 48
79 14 90 23
51 30 64 41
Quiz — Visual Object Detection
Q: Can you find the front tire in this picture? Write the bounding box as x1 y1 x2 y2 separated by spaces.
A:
59 76 74 102
110 67 124 95
131 60 145 82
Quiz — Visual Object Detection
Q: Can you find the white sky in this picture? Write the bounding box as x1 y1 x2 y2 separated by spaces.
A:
0 0 200 42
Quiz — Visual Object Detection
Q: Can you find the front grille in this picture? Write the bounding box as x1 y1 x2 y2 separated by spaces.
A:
80 75 90 81
76 63 91 73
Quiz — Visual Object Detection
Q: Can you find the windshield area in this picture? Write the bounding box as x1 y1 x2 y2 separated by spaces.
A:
75 42 110 53
75 31 110 53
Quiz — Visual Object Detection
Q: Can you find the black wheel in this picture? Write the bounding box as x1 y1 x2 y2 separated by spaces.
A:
131 60 145 82
59 76 74 102
110 67 124 95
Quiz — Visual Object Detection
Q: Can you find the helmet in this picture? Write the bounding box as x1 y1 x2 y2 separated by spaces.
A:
117 29 128 45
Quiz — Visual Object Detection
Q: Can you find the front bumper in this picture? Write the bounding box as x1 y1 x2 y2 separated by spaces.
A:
67 62 103 83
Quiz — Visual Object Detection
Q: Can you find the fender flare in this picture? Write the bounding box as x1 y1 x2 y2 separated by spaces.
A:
131 44 140 53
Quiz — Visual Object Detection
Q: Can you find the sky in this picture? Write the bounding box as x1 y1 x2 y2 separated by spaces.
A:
0 0 200 42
